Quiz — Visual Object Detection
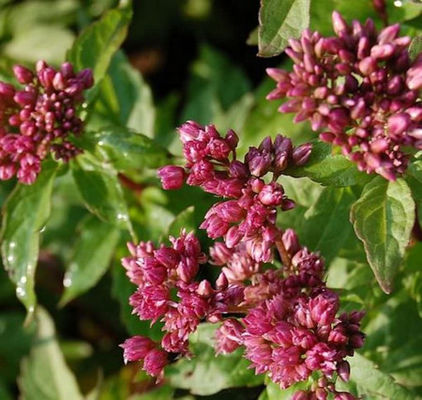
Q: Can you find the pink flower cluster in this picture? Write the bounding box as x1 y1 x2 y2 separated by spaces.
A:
121 226 365 398
0 61 93 184
120 230 245 379
267 11 422 181
158 121 312 262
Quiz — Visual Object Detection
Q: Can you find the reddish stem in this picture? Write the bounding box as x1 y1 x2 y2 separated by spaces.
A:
275 237 292 270
118 173 145 194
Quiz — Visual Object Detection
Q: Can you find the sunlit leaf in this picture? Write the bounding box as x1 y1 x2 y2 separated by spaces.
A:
258 0 310 57
18 308 83 400
67 1 133 102
60 215 120 306
1 161 58 319
167 323 264 395
71 155 133 234
350 177 415 293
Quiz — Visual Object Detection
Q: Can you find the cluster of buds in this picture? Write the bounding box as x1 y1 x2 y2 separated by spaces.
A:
267 11 422 181
0 60 93 184
120 230 246 378
121 227 365 399
158 121 312 262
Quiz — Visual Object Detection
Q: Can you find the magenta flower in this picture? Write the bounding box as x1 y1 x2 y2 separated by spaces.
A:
267 11 422 180
158 121 312 262
122 120 364 399
0 61 93 184
158 165 185 190
121 224 364 400
120 336 156 363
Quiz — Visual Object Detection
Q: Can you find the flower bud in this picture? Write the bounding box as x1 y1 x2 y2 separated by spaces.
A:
282 229 300 255
274 135 293 170
266 68 289 82
217 200 245 222
177 120 202 142
292 143 312 165
177 258 199 283
216 272 228 289
60 62 74 78
407 64 422 90
358 57 377 75
378 23 400 44
0 164 16 180
225 225 242 248
143 348 168 378
281 198 296 211
310 291 339 326
332 11 348 36
120 336 155 363
154 247 180 268
158 165 185 190
337 360 351 382
246 147 272 177
315 388 328 400
215 319 244 354
292 390 309 400
258 183 284 206
13 65 34 84
229 160 249 178
77 68 94 88
370 44 394 59
38 67 56 88
225 129 239 149
0 82 15 99
14 91 36 106
208 138 231 160
388 112 411 135
197 280 214 297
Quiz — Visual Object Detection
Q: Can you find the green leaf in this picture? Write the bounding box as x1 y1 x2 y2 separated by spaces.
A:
403 243 422 318
167 206 196 237
348 353 415 400
247 26 259 46
280 176 323 209
0 380 12 400
18 308 83 400
285 141 371 187
310 0 377 37
259 380 307 400
67 1 133 101
181 45 251 125
5 0 78 35
0 312 34 383
71 155 133 234
409 35 422 61
130 385 175 400
387 0 422 23
1 161 58 319
92 51 155 136
91 126 172 171
258 0 310 57
238 68 314 156
167 323 264 395
3 25 74 65
408 158 422 185
301 187 356 264
60 215 120 306
350 177 415 293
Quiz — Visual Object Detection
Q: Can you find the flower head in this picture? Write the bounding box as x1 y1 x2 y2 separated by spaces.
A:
158 122 312 262
0 61 93 184
267 11 422 180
